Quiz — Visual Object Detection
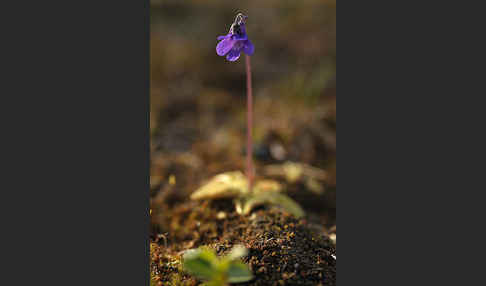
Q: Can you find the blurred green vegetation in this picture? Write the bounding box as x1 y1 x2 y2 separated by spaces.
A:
182 245 253 285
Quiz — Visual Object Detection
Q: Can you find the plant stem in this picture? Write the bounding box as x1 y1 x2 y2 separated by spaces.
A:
245 55 254 193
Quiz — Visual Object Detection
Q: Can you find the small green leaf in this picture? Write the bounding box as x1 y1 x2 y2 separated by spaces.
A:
227 261 254 283
182 248 218 280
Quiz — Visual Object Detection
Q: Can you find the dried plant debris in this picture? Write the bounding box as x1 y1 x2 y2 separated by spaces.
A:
264 161 328 195
190 171 304 218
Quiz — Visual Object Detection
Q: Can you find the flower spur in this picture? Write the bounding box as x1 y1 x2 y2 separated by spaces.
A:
216 13 254 62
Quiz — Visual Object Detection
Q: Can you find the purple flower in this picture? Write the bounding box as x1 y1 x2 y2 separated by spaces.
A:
216 13 254 62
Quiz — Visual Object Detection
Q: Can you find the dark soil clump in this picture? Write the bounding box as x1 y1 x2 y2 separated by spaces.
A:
151 200 336 285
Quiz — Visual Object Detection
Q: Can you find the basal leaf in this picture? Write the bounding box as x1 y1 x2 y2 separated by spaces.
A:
242 192 305 218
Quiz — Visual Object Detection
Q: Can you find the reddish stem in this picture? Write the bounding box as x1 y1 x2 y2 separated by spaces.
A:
245 55 254 193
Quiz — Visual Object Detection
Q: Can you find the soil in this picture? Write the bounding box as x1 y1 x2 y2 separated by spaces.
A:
151 200 336 286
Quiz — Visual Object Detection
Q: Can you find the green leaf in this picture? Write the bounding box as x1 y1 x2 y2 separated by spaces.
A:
190 171 249 200
227 261 254 283
182 248 218 280
200 279 224 286
242 192 305 218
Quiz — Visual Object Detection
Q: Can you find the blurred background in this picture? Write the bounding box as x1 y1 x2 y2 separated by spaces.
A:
150 0 336 225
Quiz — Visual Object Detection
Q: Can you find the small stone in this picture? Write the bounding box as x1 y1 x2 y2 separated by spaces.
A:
217 211 227 220
168 174 176 185
270 143 287 161
329 233 336 244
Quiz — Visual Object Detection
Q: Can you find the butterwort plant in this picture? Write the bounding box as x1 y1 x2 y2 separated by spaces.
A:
216 13 256 193
191 18 305 217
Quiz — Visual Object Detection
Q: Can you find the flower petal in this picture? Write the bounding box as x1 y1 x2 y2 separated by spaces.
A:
226 48 241 62
216 38 235 56
242 39 254 55
217 34 231 41
232 33 248 41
